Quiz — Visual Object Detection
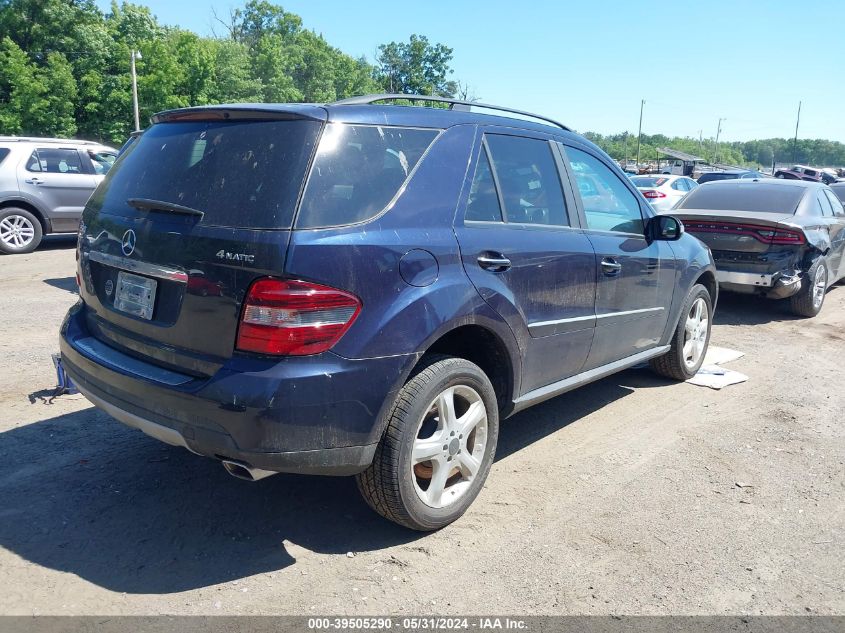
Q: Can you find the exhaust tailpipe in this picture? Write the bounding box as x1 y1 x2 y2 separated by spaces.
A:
221 459 278 482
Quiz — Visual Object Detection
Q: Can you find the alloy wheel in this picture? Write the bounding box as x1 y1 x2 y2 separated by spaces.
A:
411 385 489 509
812 265 827 309
682 297 709 369
0 214 36 249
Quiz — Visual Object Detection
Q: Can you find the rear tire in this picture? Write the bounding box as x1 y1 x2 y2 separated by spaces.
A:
790 259 827 317
0 208 42 254
356 355 499 531
650 284 712 381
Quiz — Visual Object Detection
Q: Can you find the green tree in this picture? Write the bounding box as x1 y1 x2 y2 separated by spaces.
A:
375 34 457 97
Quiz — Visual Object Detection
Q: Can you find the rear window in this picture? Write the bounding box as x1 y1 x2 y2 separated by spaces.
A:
297 124 439 229
631 176 668 187
697 172 735 183
89 119 321 229
677 183 806 214
0 148 9 166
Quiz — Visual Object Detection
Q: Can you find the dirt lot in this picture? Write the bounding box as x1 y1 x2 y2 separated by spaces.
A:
0 241 843 616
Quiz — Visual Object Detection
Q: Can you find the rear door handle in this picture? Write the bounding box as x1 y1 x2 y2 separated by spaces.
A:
601 258 622 276
24 177 44 185
477 254 512 272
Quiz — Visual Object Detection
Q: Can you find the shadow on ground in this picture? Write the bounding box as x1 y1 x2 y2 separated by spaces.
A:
43 277 78 294
0 367 662 595
712 287 843 326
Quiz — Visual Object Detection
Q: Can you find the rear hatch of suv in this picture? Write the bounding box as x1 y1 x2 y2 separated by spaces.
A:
76 106 325 376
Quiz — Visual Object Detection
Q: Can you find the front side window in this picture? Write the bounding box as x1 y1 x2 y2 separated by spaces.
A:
484 134 568 226
297 124 439 229
565 146 644 234
27 148 83 174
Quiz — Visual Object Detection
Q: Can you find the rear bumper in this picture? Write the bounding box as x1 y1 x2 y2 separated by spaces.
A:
60 302 414 475
717 269 802 299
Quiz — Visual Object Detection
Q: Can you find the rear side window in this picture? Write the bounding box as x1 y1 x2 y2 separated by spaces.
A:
678 184 805 214
484 135 568 226
566 146 644 234
817 192 833 217
88 150 116 175
297 124 438 229
90 119 321 229
465 148 503 222
0 148 9 166
824 189 844 215
27 148 83 174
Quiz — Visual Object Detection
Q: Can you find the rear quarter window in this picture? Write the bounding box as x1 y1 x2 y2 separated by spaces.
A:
297 124 439 229
0 148 10 166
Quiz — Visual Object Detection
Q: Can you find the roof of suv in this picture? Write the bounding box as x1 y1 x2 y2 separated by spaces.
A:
0 136 108 147
151 94 584 144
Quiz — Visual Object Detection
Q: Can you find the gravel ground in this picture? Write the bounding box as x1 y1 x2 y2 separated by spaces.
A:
0 242 843 616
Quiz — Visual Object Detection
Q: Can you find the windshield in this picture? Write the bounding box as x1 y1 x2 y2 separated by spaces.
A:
88 119 321 229
677 184 806 214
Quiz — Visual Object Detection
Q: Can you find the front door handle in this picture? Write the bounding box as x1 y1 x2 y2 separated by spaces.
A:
478 254 512 272
25 177 44 185
601 258 622 276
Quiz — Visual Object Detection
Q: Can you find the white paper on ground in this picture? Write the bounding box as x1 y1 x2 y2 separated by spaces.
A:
687 364 749 390
701 346 745 366
686 345 748 389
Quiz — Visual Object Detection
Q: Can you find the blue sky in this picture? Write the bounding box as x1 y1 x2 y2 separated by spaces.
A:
96 0 844 143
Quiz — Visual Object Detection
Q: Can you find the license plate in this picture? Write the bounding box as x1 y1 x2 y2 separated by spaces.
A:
114 271 157 320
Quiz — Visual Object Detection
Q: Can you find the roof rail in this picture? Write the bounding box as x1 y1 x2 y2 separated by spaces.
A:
331 93 571 132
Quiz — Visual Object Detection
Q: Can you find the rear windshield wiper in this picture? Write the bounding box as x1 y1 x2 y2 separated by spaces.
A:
127 198 204 219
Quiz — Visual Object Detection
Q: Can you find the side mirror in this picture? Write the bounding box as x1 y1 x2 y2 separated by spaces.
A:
651 215 684 241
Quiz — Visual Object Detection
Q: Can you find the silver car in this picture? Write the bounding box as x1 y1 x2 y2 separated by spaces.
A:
0 137 117 254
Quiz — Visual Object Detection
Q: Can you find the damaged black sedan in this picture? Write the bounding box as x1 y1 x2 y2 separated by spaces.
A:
671 179 845 317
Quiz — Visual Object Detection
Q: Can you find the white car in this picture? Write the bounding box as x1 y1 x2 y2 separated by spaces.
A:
630 174 698 212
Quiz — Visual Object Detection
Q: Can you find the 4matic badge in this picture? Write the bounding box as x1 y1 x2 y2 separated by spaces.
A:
215 250 255 264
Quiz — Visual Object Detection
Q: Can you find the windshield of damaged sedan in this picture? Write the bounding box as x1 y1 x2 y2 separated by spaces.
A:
676 183 806 214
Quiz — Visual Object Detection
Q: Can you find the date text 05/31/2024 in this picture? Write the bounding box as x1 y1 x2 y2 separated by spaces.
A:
307 618 527 630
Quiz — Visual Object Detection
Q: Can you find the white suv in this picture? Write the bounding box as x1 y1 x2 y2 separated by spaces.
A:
0 137 117 254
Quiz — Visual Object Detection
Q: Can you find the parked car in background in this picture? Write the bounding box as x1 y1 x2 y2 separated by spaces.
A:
0 137 117 254
60 95 717 530
774 165 836 184
672 179 845 317
630 174 698 212
831 182 845 204
697 169 765 184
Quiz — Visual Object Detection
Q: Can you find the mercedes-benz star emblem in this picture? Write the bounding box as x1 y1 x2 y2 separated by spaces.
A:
121 229 136 257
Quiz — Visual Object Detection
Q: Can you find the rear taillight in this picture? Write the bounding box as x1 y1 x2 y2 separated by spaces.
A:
683 221 805 245
642 190 666 199
236 278 361 356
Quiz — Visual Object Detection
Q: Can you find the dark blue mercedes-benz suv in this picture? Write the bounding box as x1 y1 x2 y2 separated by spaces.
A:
60 94 717 530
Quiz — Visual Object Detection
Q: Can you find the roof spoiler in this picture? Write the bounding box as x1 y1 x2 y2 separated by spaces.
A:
151 105 327 125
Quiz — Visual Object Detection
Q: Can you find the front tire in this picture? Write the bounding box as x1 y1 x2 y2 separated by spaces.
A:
650 284 712 381
790 259 827 317
0 208 42 254
356 355 499 531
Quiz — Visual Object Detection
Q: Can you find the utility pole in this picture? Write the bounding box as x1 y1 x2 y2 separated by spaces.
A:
130 50 142 132
714 118 725 164
623 132 628 164
698 129 703 157
792 101 802 164
635 99 645 169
